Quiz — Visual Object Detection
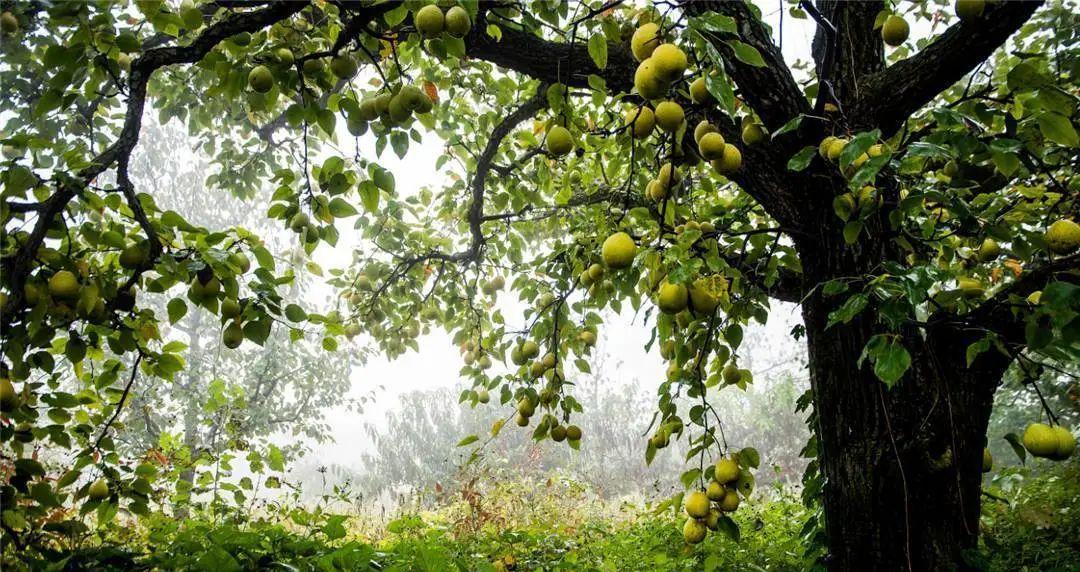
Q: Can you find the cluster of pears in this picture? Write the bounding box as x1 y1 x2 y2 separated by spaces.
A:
414 4 472 39
694 122 744 176
347 84 435 136
643 163 682 202
1022 422 1076 461
818 136 886 177
683 455 756 544
20 248 134 326
512 387 582 445
655 274 728 317
631 23 688 100
649 415 684 449
481 275 505 295
832 185 883 222
460 339 493 370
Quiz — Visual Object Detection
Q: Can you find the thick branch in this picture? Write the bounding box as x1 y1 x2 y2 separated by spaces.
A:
809 1 884 108
464 15 635 92
855 1 1043 134
682 0 810 130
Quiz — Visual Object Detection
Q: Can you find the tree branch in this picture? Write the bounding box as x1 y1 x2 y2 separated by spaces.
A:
682 0 810 130
0 1 308 330
464 13 635 92
854 1 1043 134
964 252 1080 347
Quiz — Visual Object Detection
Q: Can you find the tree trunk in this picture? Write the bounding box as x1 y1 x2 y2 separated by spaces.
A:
799 235 1006 570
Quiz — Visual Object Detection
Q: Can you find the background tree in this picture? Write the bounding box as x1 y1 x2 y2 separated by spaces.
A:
115 119 356 513
1 1 1077 569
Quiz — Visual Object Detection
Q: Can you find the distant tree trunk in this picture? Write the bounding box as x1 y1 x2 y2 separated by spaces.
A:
173 312 205 520
798 226 1006 570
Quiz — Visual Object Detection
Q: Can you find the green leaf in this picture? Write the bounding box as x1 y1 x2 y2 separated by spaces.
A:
724 40 766 67
358 180 380 213
859 335 911 387
690 12 737 34
167 298 187 324
1003 432 1027 464
843 220 863 244
284 304 307 322
267 444 285 472
772 115 804 139
787 146 816 171
328 197 358 218
587 33 607 69
457 435 479 447
680 468 701 488
738 447 760 469
827 293 868 328
715 515 741 542
1036 111 1079 147
966 336 993 367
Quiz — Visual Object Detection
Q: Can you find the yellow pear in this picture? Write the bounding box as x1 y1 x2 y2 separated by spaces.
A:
657 281 688 314
741 123 767 146
690 77 713 104
1051 425 1076 460
0 378 18 412
654 101 684 132
881 15 909 46
415 5 445 37
712 144 742 175
694 120 718 144
48 270 80 300
657 162 680 190
651 43 687 81
706 480 726 501
222 321 244 349
1 11 18 34
546 125 573 156
566 425 582 440
976 238 1001 262
714 458 739 483
88 478 110 500
698 132 726 161
683 517 707 544
624 106 655 139
602 232 637 269
684 490 710 518
982 448 992 472
444 6 471 37
718 489 740 511
1045 219 1080 254
634 58 667 100
1022 422 1058 458
631 22 660 61
957 277 984 299
955 0 985 21
247 65 274 93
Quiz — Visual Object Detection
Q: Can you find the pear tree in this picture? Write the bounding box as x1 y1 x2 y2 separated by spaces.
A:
0 1 1077 569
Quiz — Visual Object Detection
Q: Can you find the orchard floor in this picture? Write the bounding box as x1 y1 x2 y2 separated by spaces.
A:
16 461 1080 571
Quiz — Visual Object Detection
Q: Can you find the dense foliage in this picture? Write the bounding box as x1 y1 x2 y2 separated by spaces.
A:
1 0 1077 568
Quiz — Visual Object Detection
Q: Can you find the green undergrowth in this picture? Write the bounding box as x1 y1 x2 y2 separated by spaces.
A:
9 462 1080 571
